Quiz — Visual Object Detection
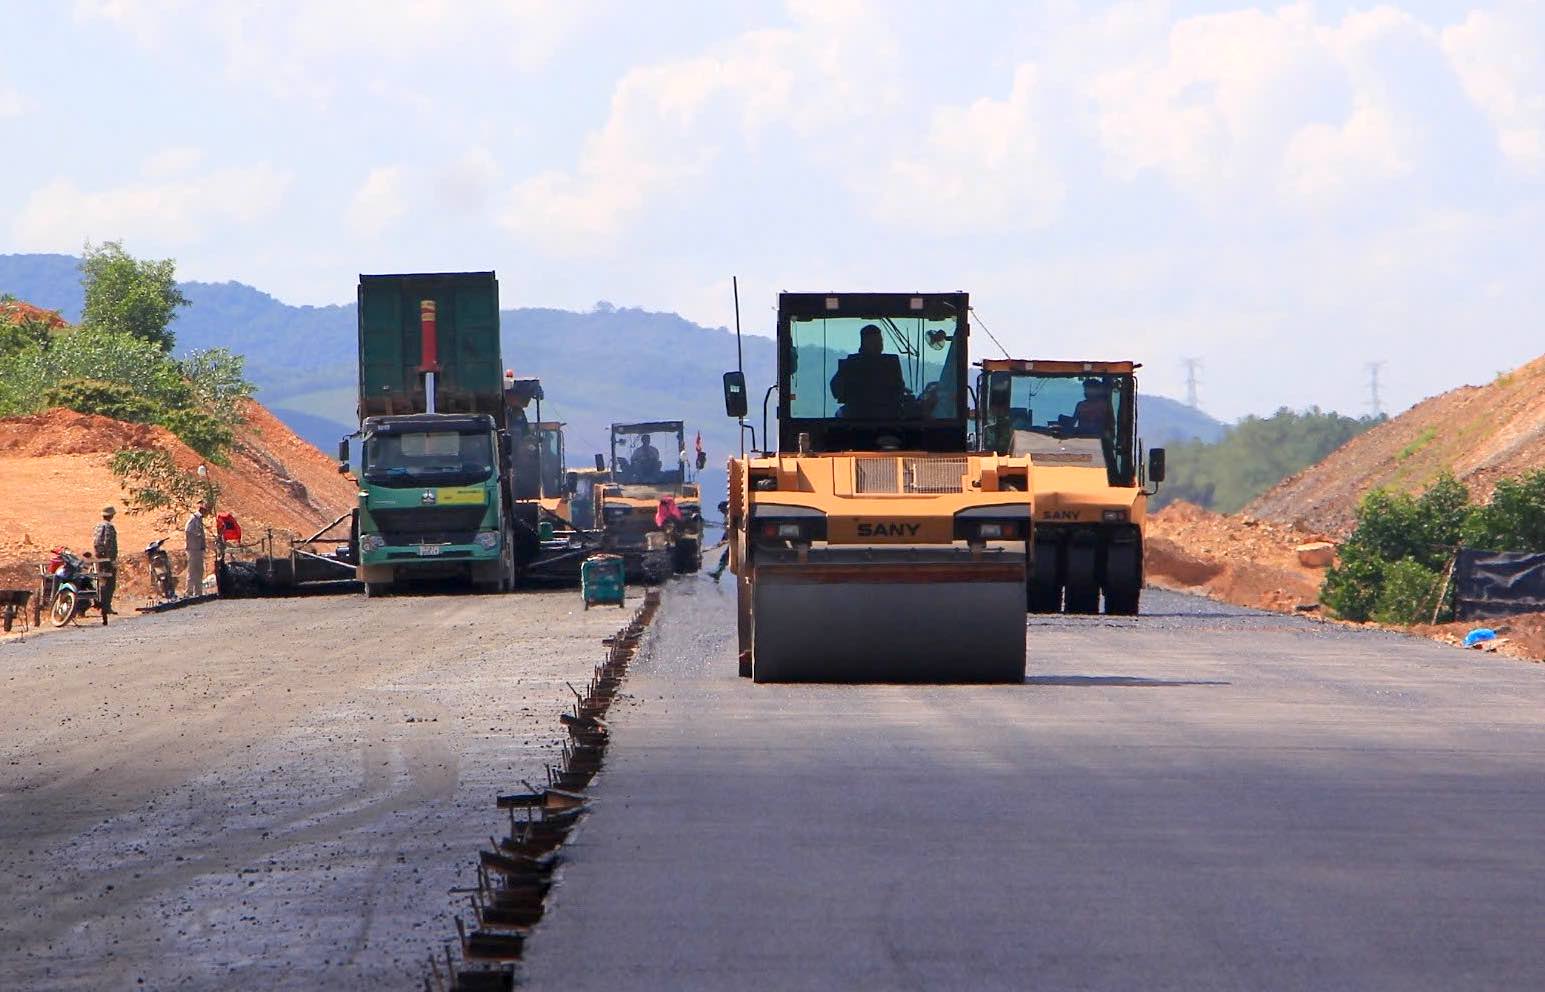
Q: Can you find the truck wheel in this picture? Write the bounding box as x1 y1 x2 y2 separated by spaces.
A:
1103 542 1142 616
1029 541 1062 613
364 581 388 598
1064 543 1099 614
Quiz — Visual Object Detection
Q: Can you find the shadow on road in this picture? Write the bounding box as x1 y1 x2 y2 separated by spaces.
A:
1026 674 1231 687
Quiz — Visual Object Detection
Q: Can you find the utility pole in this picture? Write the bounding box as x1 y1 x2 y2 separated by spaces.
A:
1366 361 1385 418
1181 357 1202 409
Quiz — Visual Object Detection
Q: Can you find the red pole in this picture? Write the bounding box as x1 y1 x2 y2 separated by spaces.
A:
418 300 440 373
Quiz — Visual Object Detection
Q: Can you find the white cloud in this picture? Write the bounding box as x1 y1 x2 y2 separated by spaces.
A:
347 166 408 237
141 145 205 178
0 85 28 118
1442 5 1545 174
12 159 291 249
434 147 502 214
864 64 1065 232
500 0 897 254
1091 3 1427 201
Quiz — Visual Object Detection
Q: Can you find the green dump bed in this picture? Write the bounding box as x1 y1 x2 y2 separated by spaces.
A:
357 272 503 419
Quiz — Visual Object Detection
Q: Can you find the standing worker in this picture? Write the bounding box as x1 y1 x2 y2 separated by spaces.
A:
184 500 209 598
93 505 118 615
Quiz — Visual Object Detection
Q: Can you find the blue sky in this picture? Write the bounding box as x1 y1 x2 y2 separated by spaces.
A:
2 0 1542 420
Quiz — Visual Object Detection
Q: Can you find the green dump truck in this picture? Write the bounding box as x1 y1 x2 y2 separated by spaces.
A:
346 272 520 596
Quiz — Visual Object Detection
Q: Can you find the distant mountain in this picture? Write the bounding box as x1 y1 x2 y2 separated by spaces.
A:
1 253 1221 462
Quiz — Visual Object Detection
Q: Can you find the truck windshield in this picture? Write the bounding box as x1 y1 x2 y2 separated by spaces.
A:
613 426 683 486
363 430 494 487
983 372 1135 484
787 315 963 422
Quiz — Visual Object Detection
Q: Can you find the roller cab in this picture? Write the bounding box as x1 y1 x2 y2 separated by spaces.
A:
725 292 1033 683
978 359 1167 615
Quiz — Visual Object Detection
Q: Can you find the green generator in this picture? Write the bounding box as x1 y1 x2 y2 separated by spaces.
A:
581 554 626 609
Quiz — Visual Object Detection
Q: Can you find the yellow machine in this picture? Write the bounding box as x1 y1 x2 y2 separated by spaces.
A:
977 359 1166 615
722 292 1033 683
596 420 704 580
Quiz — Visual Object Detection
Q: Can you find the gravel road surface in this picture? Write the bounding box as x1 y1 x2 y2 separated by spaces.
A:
0 590 625 990
522 582 1545 991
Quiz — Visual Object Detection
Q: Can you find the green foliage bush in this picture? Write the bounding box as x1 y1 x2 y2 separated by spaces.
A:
1322 473 1486 624
40 378 159 424
1153 407 1382 514
1371 558 1445 625
157 408 235 465
1462 469 1545 553
108 449 220 527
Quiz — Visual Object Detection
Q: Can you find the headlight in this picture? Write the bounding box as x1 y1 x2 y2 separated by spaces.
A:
475 530 500 549
1101 508 1129 523
359 533 385 553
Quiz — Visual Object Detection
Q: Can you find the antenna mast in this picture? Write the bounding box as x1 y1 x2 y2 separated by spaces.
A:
1366 361 1385 417
1181 357 1202 409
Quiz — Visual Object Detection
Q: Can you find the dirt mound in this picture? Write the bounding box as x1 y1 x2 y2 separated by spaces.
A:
1247 353 1545 537
0 402 356 618
0 408 170 456
1146 501 1325 613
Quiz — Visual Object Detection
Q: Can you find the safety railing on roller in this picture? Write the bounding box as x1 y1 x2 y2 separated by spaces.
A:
421 589 661 992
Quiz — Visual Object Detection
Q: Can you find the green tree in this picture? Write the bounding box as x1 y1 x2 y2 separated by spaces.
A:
40 379 159 423
1371 558 1446 625
1154 407 1382 513
1463 469 1545 552
108 449 219 527
180 348 255 427
80 241 188 351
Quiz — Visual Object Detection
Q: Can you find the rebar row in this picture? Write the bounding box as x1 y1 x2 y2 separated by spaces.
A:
423 589 661 991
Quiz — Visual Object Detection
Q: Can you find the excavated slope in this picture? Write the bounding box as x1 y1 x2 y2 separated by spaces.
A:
1246 354 1545 537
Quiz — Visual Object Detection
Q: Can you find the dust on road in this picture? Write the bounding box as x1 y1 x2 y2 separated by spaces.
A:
0 589 628 990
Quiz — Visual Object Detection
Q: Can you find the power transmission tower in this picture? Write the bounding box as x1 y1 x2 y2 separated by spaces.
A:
1181 358 1202 409
1366 361 1385 417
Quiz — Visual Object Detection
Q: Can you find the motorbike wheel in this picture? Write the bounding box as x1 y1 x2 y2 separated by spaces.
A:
50 588 78 627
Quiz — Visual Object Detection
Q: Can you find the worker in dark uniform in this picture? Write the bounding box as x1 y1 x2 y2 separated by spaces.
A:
1072 378 1115 437
92 505 118 615
830 324 906 418
632 434 662 482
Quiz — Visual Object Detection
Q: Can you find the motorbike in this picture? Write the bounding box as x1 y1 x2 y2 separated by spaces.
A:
42 547 105 627
146 538 178 602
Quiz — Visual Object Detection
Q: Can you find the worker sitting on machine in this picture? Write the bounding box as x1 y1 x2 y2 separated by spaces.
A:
831 324 907 418
1071 378 1114 437
631 433 662 482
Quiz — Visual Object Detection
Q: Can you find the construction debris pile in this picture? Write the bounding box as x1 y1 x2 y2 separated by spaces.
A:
425 589 660 992
1145 500 1326 613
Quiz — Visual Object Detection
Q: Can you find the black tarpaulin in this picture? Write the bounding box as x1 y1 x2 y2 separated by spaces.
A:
1454 549 1545 620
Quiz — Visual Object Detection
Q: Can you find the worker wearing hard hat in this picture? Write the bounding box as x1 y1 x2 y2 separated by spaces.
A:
93 506 119 615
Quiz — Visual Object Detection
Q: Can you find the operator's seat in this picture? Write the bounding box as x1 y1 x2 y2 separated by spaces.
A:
831 353 905 419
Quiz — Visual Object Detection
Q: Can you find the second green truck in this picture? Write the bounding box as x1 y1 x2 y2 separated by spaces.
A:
347 271 535 595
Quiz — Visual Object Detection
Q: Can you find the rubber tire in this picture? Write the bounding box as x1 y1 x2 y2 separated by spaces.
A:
1103 542 1142 616
1029 541 1062 613
50 588 77 627
673 536 702 574
1064 544 1100 614
363 582 386 598
736 574 753 678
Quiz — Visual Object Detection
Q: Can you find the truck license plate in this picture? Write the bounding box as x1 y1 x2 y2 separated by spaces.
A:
418 544 442 556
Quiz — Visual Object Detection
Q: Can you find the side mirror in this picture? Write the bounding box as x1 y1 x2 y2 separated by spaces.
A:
337 437 349 474
1149 447 1166 484
723 371 748 418
594 453 606 472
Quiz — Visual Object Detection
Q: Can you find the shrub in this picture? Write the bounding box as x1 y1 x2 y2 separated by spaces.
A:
41 378 160 423
157 408 235 464
1371 558 1446 625
1321 544 1384 622
108 449 219 527
1463 469 1545 552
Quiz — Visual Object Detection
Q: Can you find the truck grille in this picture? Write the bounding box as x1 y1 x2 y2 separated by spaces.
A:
370 507 487 537
854 457 967 494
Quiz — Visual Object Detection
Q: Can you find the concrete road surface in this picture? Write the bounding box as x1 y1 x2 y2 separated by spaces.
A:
522 581 1545 991
0 590 624 990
